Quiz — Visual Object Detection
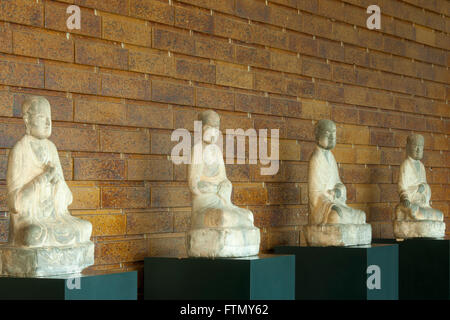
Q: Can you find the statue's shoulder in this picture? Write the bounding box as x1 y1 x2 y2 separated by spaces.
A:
10 135 28 155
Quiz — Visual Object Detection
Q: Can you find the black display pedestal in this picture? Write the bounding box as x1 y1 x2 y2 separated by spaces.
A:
373 238 450 300
0 271 138 300
144 254 295 300
274 244 398 300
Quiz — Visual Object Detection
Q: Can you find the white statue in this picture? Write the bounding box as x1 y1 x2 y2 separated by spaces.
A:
0 96 94 277
305 119 371 246
186 110 260 257
394 133 445 239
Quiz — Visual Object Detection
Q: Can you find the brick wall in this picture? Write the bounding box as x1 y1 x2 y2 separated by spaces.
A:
0 0 448 285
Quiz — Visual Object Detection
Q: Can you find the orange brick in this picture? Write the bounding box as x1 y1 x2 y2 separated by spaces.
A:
173 209 191 232
332 64 356 83
127 102 173 129
231 184 268 205
102 13 152 47
331 104 358 124
254 71 285 94
316 83 344 103
235 45 271 68
126 211 173 234
45 63 99 94
79 214 126 237
356 146 381 164
318 39 345 62
69 186 100 209
226 163 250 181
279 139 300 160
286 118 315 141
45 1 101 38
0 59 44 89
0 22 12 54
127 159 173 180
288 33 317 56
102 186 149 208
301 99 331 120
216 63 253 89
177 0 235 14
333 144 356 164
285 162 308 182
129 0 174 24
151 186 191 207
332 22 358 45
52 125 99 152
76 0 128 14
302 58 331 80
344 46 369 67
151 80 194 105
0 122 25 148
0 154 7 179
214 14 252 43
101 72 151 100
271 50 301 74
148 235 186 257
175 5 214 34
175 58 215 84
355 184 380 203
196 86 234 111
340 164 370 184
75 39 128 69
370 128 395 147
74 158 125 180
195 36 235 62
235 0 269 22
101 129 149 154
95 239 147 264
0 0 43 27
337 124 369 145
302 12 331 37
267 183 300 205
251 23 288 49
285 78 315 97
270 97 302 118
152 28 195 55
74 98 127 126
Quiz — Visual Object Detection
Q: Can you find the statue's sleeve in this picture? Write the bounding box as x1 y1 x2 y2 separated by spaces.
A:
308 152 335 224
6 144 23 214
6 143 39 216
188 144 203 196
50 142 73 213
398 161 416 201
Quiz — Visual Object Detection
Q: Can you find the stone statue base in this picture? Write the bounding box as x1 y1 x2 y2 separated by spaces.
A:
394 220 445 239
304 224 372 247
186 227 260 258
0 242 94 277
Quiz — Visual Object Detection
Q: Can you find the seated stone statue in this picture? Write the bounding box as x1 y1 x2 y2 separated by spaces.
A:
305 119 371 246
0 96 94 277
394 133 445 239
186 110 260 257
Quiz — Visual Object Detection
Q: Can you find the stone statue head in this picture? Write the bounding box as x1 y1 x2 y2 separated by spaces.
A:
23 96 52 140
315 119 336 150
199 110 220 144
406 133 424 160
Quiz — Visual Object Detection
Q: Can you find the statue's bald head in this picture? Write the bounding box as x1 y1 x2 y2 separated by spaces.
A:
315 119 336 150
22 96 52 139
406 133 424 160
199 110 220 144
22 96 51 119
198 110 220 128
